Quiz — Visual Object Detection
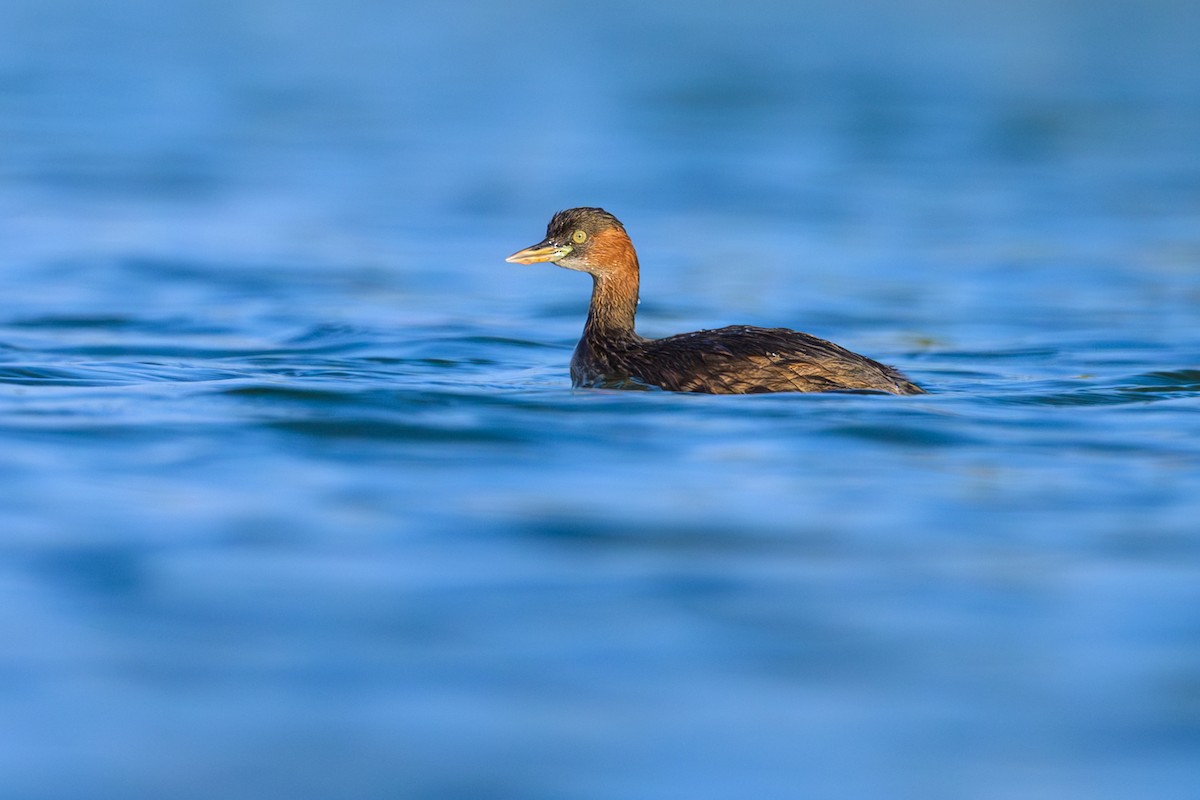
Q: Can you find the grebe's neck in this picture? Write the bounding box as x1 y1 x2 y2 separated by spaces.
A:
584 270 640 337
582 229 640 338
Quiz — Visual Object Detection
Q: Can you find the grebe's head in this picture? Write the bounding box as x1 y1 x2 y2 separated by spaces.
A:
506 207 633 274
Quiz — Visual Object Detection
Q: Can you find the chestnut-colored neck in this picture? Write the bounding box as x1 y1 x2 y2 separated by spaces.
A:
582 228 640 338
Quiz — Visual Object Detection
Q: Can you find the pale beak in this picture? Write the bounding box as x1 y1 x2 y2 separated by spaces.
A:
506 241 573 264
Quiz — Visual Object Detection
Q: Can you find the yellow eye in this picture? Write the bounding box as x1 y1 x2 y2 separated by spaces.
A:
572 229 587 244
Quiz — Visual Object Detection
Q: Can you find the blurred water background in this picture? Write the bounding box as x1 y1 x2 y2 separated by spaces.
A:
2 1 1200 798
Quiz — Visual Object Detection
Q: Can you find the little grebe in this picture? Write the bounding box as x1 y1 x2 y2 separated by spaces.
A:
507 207 924 395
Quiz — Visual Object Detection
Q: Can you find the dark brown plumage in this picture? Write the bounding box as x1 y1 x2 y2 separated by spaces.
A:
507 207 924 395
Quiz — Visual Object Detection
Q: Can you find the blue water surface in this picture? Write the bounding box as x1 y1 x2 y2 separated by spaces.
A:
2 2 1200 798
